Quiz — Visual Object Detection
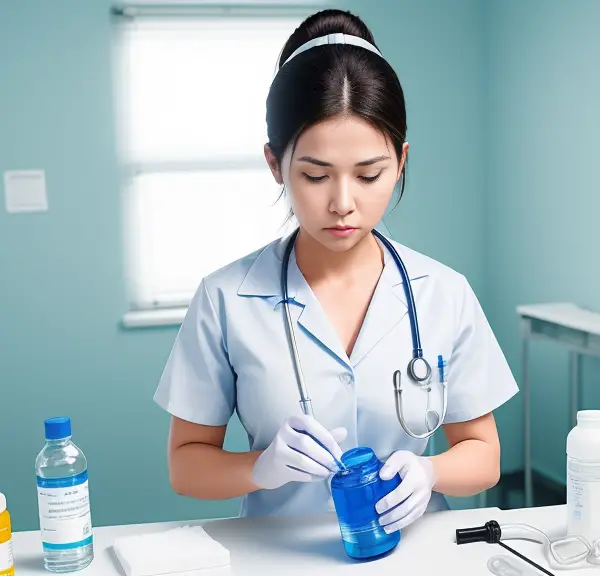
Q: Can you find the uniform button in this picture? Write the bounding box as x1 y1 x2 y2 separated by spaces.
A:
339 372 353 385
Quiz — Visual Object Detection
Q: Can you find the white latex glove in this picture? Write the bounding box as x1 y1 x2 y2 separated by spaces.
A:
327 476 335 510
375 451 436 532
252 414 347 490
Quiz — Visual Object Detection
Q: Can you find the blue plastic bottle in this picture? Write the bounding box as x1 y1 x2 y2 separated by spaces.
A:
331 447 401 559
35 417 94 572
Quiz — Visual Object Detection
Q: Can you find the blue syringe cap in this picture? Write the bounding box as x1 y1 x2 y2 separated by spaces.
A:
44 416 72 440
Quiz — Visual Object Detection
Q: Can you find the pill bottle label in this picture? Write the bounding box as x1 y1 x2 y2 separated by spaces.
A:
36 470 93 550
567 476 585 520
0 538 14 573
567 458 600 542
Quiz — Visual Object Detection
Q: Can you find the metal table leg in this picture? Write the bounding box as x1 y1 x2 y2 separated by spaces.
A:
570 352 580 430
479 490 488 508
523 334 533 508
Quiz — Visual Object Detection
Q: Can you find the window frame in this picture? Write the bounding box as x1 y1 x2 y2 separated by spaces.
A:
111 3 321 327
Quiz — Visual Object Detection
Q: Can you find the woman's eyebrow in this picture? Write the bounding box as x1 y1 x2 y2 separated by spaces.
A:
355 155 390 166
297 155 390 167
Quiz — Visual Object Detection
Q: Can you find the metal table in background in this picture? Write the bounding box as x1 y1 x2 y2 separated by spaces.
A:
517 302 600 508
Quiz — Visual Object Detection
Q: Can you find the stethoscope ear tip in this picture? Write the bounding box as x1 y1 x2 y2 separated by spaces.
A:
393 370 401 391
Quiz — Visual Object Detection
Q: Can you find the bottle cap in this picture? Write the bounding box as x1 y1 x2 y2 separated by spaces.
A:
577 411 600 427
44 417 72 440
341 446 376 469
331 446 379 486
0 492 6 514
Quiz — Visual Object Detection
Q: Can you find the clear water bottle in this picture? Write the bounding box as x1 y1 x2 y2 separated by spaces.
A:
35 417 93 572
330 447 401 559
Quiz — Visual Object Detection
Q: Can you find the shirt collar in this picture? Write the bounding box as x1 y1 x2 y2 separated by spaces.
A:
237 229 431 309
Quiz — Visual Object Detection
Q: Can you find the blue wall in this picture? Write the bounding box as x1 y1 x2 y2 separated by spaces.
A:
485 0 600 485
0 0 510 532
0 0 247 532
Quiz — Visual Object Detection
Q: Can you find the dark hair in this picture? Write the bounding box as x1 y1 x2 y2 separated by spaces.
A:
266 9 408 205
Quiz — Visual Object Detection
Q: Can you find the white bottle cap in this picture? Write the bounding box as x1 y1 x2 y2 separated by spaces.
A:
577 410 600 426
568 411 600 461
0 493 6 514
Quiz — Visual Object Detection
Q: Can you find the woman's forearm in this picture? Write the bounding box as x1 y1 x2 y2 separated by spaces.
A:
427 439 500 497
169 443 263 500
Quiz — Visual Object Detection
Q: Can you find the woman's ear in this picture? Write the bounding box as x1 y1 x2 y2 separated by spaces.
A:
397 142 410 182
264 144 283 185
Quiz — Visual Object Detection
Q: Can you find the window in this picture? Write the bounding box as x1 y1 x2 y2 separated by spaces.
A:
112 7 308 322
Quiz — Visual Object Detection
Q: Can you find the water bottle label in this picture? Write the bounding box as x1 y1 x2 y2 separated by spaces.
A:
0 539 14 572
36 470 93 550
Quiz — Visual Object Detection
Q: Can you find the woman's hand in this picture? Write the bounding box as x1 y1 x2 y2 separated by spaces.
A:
375 451 437 532
252 414 347 490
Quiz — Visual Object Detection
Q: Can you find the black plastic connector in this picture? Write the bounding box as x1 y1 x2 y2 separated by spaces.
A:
455 520 501 545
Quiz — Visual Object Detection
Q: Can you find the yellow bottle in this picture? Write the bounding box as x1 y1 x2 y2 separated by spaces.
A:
0 493 14 576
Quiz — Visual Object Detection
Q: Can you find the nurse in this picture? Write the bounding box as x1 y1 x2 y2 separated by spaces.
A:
154 9 519 533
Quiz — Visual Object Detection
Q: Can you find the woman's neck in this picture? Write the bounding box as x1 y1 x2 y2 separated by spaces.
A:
294 228 384 284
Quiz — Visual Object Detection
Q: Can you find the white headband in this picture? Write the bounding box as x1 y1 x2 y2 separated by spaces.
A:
281 33 383 67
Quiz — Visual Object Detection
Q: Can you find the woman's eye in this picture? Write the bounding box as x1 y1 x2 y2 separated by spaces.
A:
303 173 328 183
359 172 383 183
302 171 383 184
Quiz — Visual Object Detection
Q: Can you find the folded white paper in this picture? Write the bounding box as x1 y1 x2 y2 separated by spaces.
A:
113 525 231 576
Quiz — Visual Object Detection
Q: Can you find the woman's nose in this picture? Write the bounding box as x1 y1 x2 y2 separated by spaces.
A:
329 179 356 215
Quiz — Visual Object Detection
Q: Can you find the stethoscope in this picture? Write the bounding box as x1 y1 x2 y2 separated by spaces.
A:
281 227 448 440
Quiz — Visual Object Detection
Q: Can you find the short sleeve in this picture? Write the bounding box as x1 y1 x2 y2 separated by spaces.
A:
443 275 519 423
153 280 236 426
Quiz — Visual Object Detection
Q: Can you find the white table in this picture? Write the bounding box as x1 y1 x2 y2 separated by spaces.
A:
12 504 585 575
517 302 600 508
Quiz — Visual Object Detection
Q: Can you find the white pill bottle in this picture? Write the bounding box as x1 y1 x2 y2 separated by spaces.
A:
566 410 600 544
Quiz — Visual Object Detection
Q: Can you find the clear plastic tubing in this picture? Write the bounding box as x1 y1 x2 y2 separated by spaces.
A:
330 447 401 559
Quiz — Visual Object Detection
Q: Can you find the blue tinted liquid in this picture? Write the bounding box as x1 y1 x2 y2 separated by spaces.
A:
331 447 401 559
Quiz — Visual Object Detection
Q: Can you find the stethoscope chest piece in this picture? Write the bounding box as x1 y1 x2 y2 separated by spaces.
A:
407 356 432 385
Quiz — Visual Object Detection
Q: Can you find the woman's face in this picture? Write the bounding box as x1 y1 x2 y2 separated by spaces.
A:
265 115 407 252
